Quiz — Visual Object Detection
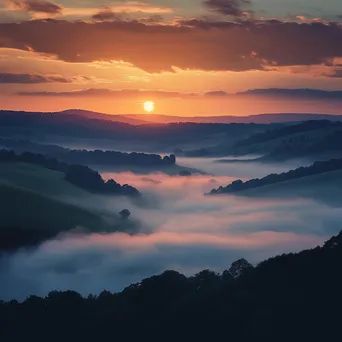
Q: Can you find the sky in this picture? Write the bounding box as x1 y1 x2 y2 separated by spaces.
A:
1 0 342 115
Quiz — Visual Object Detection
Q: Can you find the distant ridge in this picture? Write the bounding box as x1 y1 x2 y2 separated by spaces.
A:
0 109 151 126
2 109 342 125
58 109 150 125
125 113 342 124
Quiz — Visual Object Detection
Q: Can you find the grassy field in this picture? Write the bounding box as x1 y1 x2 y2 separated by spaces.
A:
0 162 124 238
0 162 88 198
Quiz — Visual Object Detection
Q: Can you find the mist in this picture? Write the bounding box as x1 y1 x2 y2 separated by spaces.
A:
1 157 342 301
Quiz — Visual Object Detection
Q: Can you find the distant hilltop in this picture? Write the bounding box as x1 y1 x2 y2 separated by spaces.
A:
2 109 342 125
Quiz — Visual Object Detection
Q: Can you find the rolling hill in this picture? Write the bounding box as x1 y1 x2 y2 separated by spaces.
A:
210 157 342 206
0 110 268 153
0 162 136 250
125 113 342 124
238 169 342 206
195 120 342 159
60 109 150 125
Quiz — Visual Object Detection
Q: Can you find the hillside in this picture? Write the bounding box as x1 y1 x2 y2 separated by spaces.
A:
0 110 150 126
0 110 267 152
60 109 150 125
0 163 136 250
210 157 342 200
1 231 342 341
200 120 342 159
0 139 201 175
237 169 342 205
126 113 342 124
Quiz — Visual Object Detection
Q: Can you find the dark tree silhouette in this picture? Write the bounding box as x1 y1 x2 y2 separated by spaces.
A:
2 232 342 341
228 258 254 278
179 170 191 176
119 209 131 219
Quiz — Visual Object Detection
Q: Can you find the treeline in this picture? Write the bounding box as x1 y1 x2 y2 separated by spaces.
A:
0 150 139 196
1 232 342 341
0 139 176 167
211 157 342 194
234 120 338 147
0 226 56 252
264 129 342 160
229 120 342 161
0 111 265 142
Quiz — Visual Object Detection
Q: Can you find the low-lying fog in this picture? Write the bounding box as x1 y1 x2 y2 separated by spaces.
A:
1 157 341 300
176 157 311 177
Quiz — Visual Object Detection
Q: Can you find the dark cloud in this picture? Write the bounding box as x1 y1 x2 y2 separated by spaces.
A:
15 87 342 99
0 73 73 83
9 0 63 14
325 69 342 78
139 14 164 24
1 20 342 73
239 88 342 98
17 88 197 97
203 0 251 17
205 90 228 96
92 7 129 22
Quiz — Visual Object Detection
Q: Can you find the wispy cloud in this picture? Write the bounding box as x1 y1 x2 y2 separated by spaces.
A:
0 72 77 83
203 0 252 17
7 0 63 14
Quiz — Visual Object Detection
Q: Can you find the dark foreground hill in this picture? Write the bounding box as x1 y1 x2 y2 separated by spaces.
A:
0 151 141 250
1 232 342 341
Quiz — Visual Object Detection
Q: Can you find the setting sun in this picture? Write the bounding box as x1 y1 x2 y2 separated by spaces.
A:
144 101 155 113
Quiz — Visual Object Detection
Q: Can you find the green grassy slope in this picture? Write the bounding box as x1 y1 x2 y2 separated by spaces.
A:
0 163 128 248
0 162 88 198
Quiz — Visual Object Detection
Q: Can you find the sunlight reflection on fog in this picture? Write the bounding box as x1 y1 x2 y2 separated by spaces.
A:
0 157 340 300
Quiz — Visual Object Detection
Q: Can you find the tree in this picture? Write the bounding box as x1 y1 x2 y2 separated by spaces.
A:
179 170 191 176
119 209 131 219
169 154 176 164
229 258 254 278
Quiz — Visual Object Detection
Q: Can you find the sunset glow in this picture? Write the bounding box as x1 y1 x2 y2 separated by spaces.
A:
144 101 155 113
0 0 341 116
1 2 342 334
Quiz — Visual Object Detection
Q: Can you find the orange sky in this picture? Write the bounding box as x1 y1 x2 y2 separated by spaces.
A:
1 1 342 115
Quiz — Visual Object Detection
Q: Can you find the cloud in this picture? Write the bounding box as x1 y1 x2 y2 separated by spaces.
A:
0 72 76 83
100 1 172 14
16 88 197 97
15 87 342 100
139 14 164 24
238 88 342 99
92 6 129 22
324 69 342 78
91 4 167 23
8 0 63 14
203 0 251 17
1 19 342 73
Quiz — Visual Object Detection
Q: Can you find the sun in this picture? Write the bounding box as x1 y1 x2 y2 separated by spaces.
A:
144 101 155 113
